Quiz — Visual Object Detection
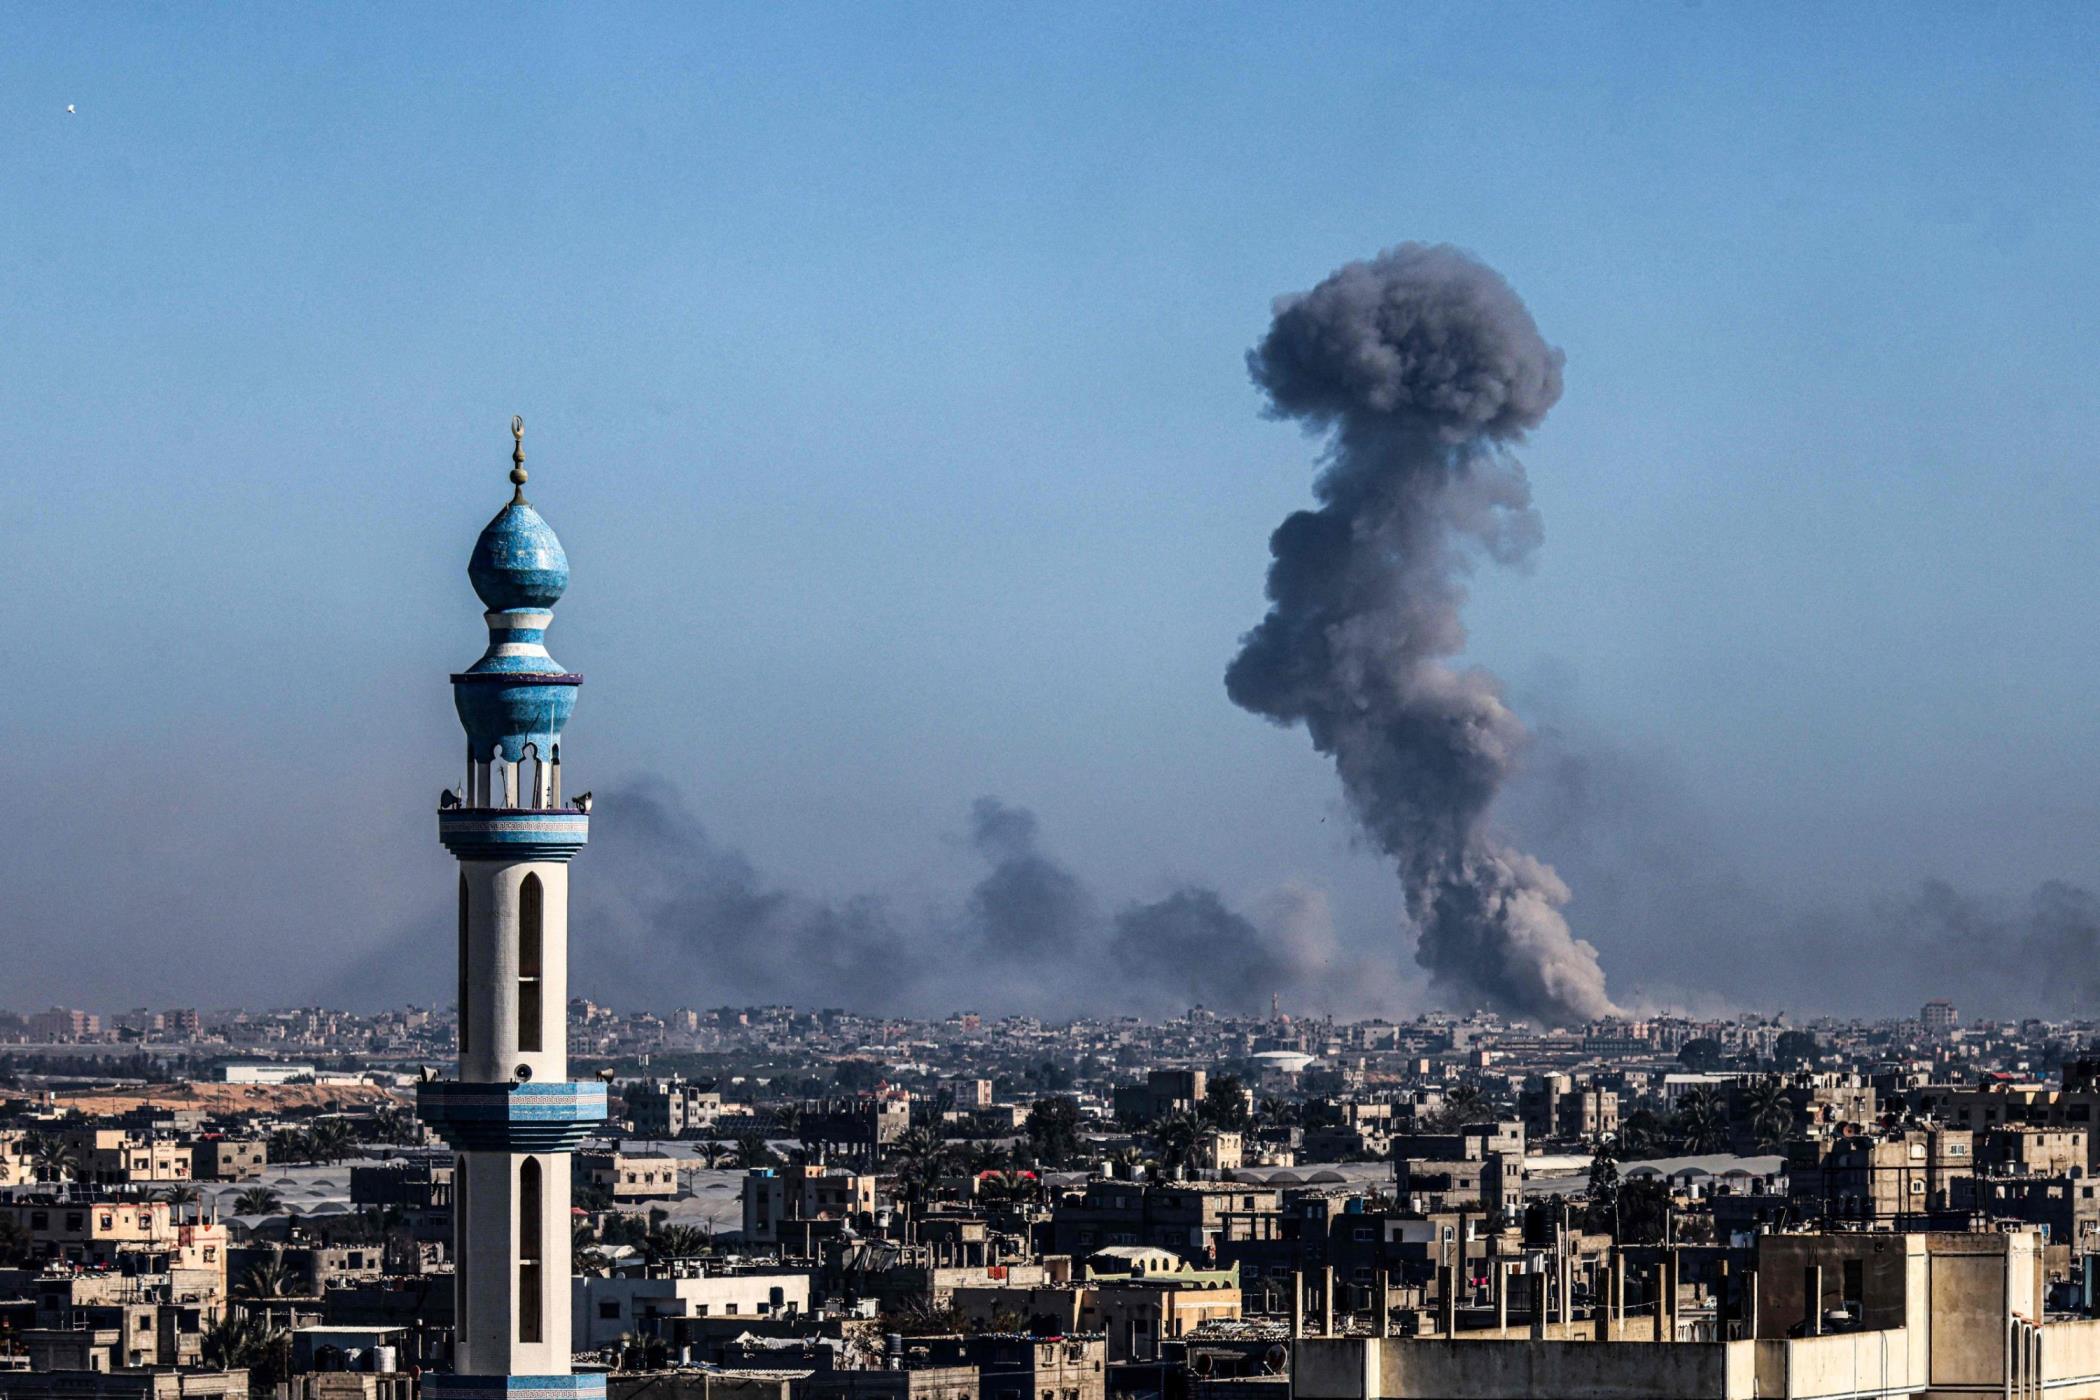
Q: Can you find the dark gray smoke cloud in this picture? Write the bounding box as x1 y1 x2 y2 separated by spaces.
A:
319 782 1392 1018
1863 882 2100 1019
1495 693 2100 1021
1110 890 1294 1011
1227 242 1616 1024
964 798 1095 965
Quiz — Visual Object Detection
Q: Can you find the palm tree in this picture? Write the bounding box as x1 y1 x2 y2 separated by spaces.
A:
157 1183 203 1207
306 1119 357 1164
734 1132 774 1170
233 1187 284 1216
1742 1075 1795 1151
1107 1145 1149 1178
1435 1084 1487 1130
644 1223 708 1266
958 1142 1009 1177
0 1216 34 1268
1257 1096 1296 1128
236 1249 296 1301
697 1140 728 1170
268 1129 315 1165
1674 1087 1729 1154
1617 1108 1667 1159
27 1134 79 1184
891 1126 950 1206
202 1311 279 1370
978 1169 1036 1207
1152 1111 1202 1179
366 1106 418 1145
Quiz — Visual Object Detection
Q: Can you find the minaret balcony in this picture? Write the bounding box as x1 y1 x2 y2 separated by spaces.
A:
438 808 589 862
415 1079 608 1153
426 1376 607 1400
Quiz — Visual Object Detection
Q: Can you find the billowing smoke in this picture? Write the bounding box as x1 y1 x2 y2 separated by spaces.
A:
963 798 1095 965
1227 242 1616 1023
319 782 1393 1018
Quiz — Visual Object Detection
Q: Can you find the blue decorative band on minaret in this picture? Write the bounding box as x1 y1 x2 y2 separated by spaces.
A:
427 1376 607 1400
438 810 588 860
416 1080 608 1153
452 673 582 763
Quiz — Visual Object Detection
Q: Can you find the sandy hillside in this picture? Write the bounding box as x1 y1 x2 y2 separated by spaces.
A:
52 1082 409 1115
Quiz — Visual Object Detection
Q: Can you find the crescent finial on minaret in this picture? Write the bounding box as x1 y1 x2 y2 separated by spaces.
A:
510 414 528 500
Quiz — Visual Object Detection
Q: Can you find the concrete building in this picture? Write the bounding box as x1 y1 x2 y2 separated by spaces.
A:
1953 1173 2100 1245
742 1165 879 1245
907 1336 1106 1400
1520 1074 1619 1144
572 1273 811 1348
188 1136 268 1183
949 1248 1242 1363
26 1008 102 1041
1115 1071 1208 1125
59 1129 192 1188
412 427 609 1400
1981 1126 2088 1176
1390 1122 1524 1215
1289 1231 2077 1400
1785 1128 1973 1225
220 1062 315 1085
348 1159 454 1210
0 1374 245 1400
0 1198 227 1282
625 1079 725 1139
791 1367 978 1400
1050 1182 1283 1262
0 1130 34 1186
576 1148 680 1202
795 1097 910 1167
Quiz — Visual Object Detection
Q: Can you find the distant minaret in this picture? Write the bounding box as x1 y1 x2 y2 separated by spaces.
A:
419 419 605 1400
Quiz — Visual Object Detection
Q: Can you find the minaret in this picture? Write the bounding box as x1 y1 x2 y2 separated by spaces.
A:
419 418 605 1400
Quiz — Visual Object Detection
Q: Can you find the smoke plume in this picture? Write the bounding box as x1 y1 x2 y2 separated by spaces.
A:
1227 242 1616 1023
319 782 1393 1018
964 797 1096 965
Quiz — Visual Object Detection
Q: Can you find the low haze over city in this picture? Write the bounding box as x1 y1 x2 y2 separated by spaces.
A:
8 9 2100 1400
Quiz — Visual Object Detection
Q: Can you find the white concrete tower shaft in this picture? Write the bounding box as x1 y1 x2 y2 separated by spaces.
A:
420 422 605 1400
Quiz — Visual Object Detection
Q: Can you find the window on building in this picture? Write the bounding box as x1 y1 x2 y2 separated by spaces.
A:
519 1157 543 1342
599 1302 620 1320
519 874 545 1053
458 873 471 1055
1843 1260 1863 1304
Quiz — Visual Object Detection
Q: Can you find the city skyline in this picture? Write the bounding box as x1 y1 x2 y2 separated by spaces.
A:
11 8 2100 1020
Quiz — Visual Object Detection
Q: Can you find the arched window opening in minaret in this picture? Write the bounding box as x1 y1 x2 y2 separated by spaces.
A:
519 874 544 1053
455 1155 469 1336
518 1156 543 1343
522 743 549 810
457 874 470 1056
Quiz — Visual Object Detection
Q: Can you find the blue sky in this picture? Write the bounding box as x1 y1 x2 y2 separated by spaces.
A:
6 4 2100 1016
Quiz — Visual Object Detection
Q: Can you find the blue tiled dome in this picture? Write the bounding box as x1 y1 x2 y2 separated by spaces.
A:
468 501 569 611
